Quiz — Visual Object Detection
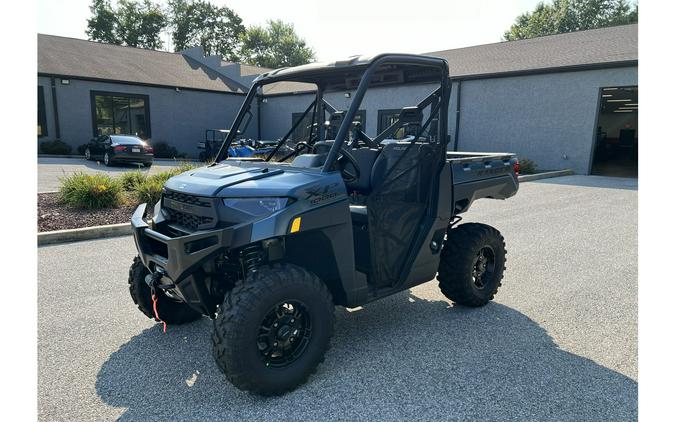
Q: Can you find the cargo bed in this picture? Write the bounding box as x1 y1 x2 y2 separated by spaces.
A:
446 151 519 214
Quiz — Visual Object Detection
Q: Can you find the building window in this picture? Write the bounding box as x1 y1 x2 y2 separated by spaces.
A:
377 109 400 134
91 91 151 138
291 112 314 143
38 86 47 137
293 110 366 142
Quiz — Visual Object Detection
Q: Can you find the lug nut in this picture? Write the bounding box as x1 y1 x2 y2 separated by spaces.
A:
273 342 278 347
273 323 278 327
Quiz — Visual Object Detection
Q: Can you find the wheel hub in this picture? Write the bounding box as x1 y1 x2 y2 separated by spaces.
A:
257 301 310 367
472 246 495 289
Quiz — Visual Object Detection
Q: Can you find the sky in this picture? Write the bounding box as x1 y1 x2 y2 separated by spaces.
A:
38 0 544 61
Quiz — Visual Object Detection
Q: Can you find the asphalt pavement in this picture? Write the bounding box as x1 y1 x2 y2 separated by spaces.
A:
37 175 638 421
38 157 185 192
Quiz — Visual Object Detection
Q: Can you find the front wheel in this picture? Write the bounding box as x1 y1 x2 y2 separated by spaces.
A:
437 223 506 307
84 148 91 160
212 263 334 396
128 256 202 325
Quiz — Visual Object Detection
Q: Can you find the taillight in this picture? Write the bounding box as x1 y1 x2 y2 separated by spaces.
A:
514 160 520 175
145 146 154 153
113 146 125 152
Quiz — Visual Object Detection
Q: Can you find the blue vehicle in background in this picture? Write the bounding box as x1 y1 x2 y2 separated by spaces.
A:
198 129 256 161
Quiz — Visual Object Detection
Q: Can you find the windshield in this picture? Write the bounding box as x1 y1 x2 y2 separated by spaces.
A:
110 135 144 145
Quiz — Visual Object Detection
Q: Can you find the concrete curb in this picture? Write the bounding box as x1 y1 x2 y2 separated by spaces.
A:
518 169 574 182
38 154 200 162
38 223 131 246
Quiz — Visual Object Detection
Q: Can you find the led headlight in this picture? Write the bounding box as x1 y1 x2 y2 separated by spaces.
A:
223 197 289 217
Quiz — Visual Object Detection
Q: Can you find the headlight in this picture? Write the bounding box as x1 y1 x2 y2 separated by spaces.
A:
223 197 289 217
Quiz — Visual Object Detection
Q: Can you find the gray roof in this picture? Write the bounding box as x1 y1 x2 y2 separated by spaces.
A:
426 24 637 79
38 34 268 93
259 24 638 96
39 24 637 96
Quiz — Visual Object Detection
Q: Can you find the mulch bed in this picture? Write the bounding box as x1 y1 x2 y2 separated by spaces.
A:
38 192 137 232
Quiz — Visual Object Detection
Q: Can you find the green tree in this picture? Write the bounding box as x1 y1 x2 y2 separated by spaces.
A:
116 0 167 49
240 20 315 68
503 0 638 41
168 0 245 61
86 0 167 49
86 0 119 44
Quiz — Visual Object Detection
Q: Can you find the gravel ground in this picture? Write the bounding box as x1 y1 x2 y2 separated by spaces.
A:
37 175 638 421
38 193 136 232
38 157 185 193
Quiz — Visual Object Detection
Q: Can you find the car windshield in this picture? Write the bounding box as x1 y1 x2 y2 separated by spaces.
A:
110 135 144 145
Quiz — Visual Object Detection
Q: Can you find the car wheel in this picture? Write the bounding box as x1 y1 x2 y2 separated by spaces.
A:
143 162 152 168
84 148 91 160
212 263 334 396
104 152 112 166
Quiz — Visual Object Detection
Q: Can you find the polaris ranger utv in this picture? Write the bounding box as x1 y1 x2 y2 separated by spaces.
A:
128 54 519 395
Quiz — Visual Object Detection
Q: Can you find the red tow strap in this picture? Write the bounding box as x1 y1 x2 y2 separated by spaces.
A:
151 292 167 333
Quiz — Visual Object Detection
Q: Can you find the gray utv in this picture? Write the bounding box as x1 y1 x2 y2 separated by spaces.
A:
128 53 519 395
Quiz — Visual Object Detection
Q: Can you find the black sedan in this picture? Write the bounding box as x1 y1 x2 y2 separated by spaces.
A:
84 135 154 167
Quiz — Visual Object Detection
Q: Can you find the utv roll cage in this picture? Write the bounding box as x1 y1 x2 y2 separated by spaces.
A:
215 54 451 169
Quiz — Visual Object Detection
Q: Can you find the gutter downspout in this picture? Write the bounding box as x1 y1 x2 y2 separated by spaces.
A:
453 80 461 151
50 77 61 140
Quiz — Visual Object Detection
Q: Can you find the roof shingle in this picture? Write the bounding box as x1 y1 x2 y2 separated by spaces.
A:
38 34 267 93
425 24 637 79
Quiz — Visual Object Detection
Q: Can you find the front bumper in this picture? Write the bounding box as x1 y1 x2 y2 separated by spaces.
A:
131 203 241 285
113 152 153 163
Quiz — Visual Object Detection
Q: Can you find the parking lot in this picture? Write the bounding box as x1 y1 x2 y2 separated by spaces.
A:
37 175 637 421
38 157 186 192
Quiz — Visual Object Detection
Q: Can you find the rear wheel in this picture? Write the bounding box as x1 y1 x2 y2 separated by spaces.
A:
212 263 334 395
128 256 202 325
103 152 112 166
437 223 506 307
143 162 152 168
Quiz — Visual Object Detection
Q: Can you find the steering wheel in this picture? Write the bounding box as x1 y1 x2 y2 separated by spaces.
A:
337 148 361 184
294 142 312 154
280 141 312 162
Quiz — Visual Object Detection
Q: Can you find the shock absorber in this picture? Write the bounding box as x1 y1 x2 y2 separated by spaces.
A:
241 244 263 273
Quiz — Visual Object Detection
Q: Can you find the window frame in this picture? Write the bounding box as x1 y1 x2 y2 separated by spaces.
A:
377 109 401 134
38 86 48 137
90 91 151 138
292 109 367 142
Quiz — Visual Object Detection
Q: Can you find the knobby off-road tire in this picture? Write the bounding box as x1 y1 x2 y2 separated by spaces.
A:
438 223 506 307
128 256 202 325
212 263 335 396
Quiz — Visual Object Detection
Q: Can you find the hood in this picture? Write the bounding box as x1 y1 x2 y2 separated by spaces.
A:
163 162 326 198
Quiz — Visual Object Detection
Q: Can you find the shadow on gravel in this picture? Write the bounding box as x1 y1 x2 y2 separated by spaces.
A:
96 294 637 421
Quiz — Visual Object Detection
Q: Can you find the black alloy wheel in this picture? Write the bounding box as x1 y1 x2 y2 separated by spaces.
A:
257 300 311 368
472 246 496 289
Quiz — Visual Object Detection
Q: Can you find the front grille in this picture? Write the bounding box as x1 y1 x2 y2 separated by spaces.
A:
163 190 212 207
166 209 214 231
162 189 217 231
